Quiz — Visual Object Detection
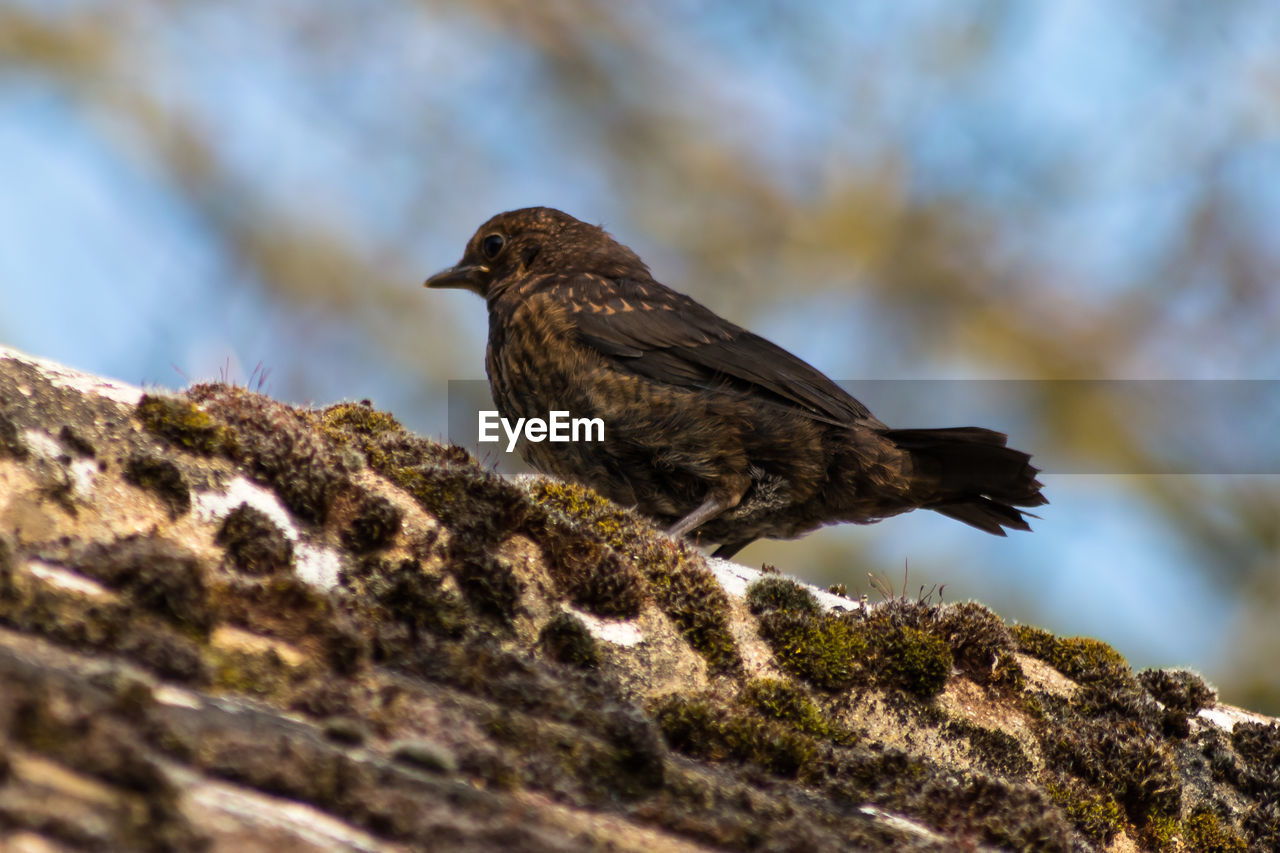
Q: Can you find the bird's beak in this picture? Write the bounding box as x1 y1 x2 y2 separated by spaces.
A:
423 263 489 292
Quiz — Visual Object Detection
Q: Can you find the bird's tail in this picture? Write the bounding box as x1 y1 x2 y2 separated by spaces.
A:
886 427 1048 535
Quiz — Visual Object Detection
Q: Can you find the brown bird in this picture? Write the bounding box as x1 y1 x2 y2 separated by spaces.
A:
425 207 1046 559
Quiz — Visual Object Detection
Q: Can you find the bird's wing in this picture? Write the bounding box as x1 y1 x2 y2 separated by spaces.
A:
557 273 875 426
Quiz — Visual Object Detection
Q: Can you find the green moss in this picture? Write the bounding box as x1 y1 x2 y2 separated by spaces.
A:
745 576 821 616
757 598 953 698
136 394 231 455
1011 625 1132 687
870 622 952 698
1046 777 1125 844
757 609 867 691
215 503 294 575
318 401 404 444
1181 810 1248 853
386 463 529 545
528 478 741 673
539 611 599 668
641 544 740 674
652 693 817 777
739 678 855 744
1044 715 1181 824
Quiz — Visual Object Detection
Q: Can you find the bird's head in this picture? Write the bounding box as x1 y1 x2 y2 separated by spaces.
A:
424 207 649 299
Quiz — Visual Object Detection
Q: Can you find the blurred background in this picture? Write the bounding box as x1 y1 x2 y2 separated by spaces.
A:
1 2 1277 710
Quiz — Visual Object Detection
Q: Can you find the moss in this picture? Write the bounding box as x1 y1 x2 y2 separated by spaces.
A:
528 478 741 673
318 401 404 443
1243 800 1280 851
215 503 294 576
450 551 523 625
757 609 867 691
1181 809 1248 853
136 393 230 455
1231 720 1280 802
1045 776 1125 844
943 718 1031 777
1044 714 1182 824
745 576 821 616
0 546 131 650
1011 625 1132 687
342 556 468 644
386 463 530 545
1139 667 1217 714
76 535 211 636
757 597 952 698
539 611 599 668
869 621 952 698
639 545 740 674
739 678 855 744
340 493 403 553
122 453 191 517
933 601 1024 689
196 385 350 524
538 535 646 619
1141 814 1179 848
652 692 817 777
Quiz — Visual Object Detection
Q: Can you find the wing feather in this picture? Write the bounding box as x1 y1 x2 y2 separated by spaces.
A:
560 273 875 426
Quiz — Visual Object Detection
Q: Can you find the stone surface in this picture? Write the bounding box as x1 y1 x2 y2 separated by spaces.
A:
0 346 1275 852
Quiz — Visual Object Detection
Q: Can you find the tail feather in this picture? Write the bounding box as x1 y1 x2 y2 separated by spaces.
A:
885 426 1047 535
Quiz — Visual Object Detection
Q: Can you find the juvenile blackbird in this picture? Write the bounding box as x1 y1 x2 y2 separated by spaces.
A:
426 207 1046 559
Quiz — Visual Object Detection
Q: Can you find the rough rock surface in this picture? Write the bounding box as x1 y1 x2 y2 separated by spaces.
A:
0 345 1276 852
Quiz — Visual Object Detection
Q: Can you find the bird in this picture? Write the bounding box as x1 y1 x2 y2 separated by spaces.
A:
425 207 1046 559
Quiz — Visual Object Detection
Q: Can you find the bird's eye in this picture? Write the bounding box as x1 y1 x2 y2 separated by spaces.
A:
481 233 505 259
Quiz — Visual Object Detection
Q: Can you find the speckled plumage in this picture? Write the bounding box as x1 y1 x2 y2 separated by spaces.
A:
426 207 1046 557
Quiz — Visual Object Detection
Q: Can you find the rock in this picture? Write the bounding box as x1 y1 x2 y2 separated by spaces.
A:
0 346 1273 852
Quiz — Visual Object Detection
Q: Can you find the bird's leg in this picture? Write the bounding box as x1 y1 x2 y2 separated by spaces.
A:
666 480 748 541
